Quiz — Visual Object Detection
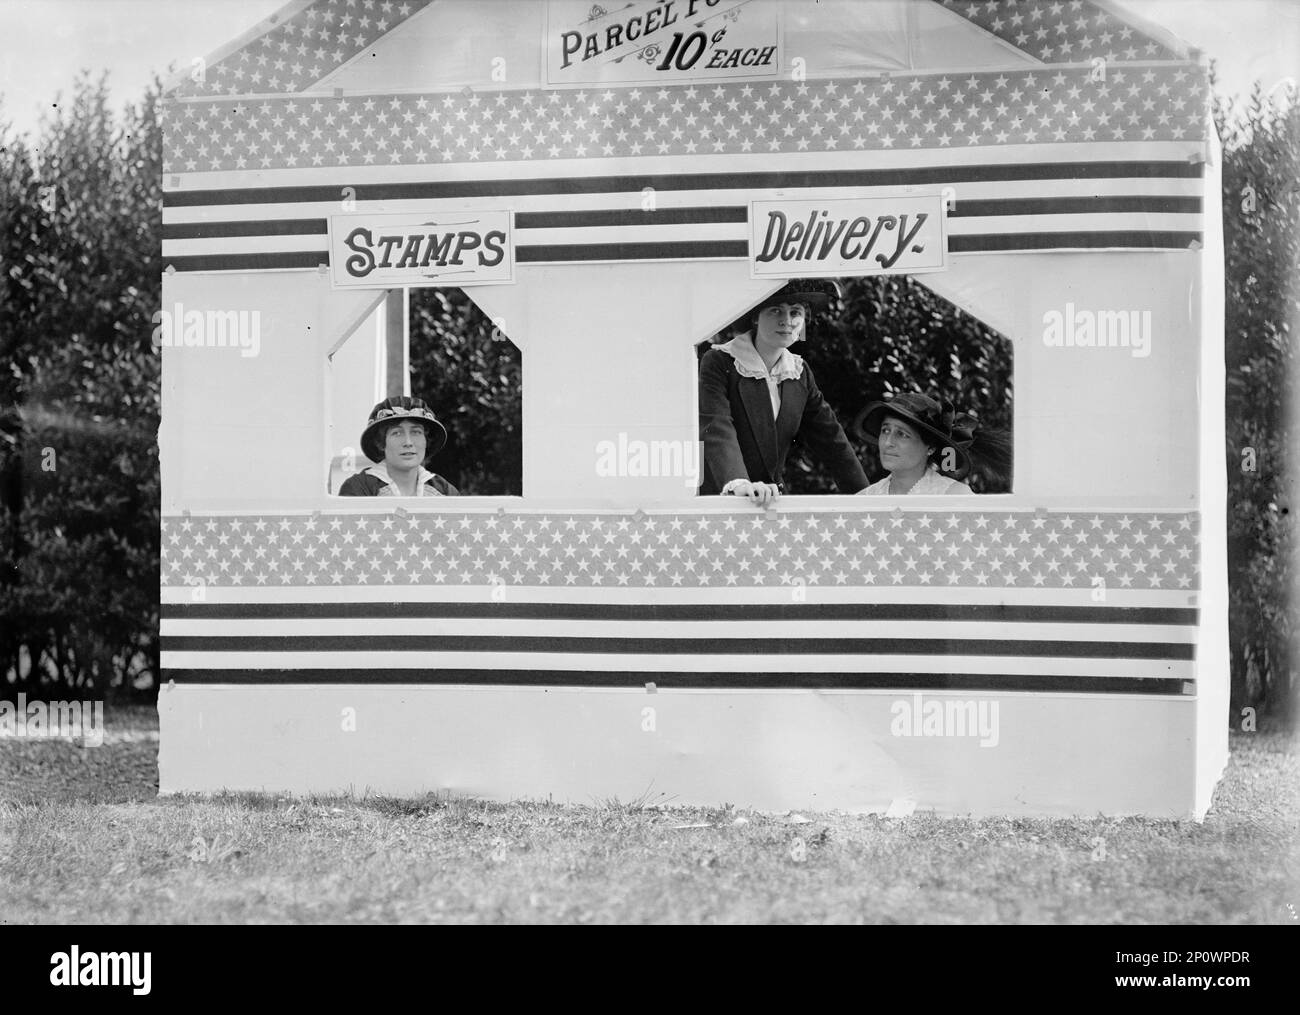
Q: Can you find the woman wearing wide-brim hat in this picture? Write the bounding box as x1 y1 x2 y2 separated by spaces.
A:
699 278 869 505
852 391 1011 495
339 396 459 497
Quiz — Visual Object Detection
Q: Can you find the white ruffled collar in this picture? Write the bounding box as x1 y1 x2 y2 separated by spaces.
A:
716 336 804 384
364 463 441 496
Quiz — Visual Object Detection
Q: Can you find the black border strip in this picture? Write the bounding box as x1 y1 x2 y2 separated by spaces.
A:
515 206 750 228
516 240 747 260
164 251 326 271
952 195 1202 216
514 232 1203 260
160 161 1205 207
158 668 1192 694
161 602 1199 624
948 231 1201 251
162 218 329 239
163 634 1195 659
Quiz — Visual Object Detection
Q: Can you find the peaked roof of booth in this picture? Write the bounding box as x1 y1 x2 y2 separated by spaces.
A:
939 0 1184 62
166 0 1193 99
167 0 436 98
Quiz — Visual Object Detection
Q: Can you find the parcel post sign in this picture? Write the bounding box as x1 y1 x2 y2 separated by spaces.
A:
545 0 781 85
748 196 948 279
327 211 515 289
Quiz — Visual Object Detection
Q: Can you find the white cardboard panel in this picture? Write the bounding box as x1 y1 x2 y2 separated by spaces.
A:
158 684 1198 817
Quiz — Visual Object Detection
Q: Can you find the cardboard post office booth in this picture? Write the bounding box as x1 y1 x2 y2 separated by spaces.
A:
158 0 1227 816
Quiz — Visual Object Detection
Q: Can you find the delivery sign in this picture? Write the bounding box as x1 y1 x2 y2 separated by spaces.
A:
749 195 948 279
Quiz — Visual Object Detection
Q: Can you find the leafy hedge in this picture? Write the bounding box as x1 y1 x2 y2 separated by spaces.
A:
2 75 161 699
408 288 523 496
1216 79 1298 727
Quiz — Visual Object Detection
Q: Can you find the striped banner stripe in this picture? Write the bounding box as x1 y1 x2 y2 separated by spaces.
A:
157 669 1191 694
162 634 1194 659
159 601 1197 623
160 189 1203 245
160 155 1205 268
160 620 1196 646
160 196 1202 241
161 651 1189 678
160 593 1197 692
162 160 1205 206
160 231 1202 272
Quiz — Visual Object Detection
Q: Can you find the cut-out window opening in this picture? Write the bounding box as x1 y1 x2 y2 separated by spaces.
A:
327 287 522 496
696 275 1013 495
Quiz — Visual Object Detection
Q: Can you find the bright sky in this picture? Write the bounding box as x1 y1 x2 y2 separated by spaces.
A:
0 0 1297 138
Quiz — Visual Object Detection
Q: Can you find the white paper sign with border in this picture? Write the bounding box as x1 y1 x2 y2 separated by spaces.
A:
328 211 515 289
545 0 782 86
748 195 947 279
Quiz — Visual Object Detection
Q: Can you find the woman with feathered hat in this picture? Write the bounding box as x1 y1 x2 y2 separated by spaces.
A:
339 396 459 496
699 279 868 505
853 392 1011 495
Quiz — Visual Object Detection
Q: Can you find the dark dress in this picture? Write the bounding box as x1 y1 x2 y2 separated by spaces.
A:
698 346 868 495
338 468 459 496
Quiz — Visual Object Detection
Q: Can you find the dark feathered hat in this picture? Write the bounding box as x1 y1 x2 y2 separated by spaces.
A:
853 392 977 478
754 278 843 312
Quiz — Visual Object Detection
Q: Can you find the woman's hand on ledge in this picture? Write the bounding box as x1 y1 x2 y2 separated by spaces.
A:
726 480 781 507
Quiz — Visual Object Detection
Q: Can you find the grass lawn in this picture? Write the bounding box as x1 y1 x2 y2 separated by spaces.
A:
1 705 1296 924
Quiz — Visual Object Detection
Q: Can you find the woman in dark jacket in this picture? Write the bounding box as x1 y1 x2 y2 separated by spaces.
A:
339 396 459 497
699 279 867 505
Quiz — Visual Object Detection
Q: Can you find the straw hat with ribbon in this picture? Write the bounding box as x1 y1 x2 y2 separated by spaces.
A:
360 396 448 464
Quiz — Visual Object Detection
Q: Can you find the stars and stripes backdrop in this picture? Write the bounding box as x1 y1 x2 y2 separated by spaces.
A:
161 508 1200 695
161 63 1208 271
158 1 1210 700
